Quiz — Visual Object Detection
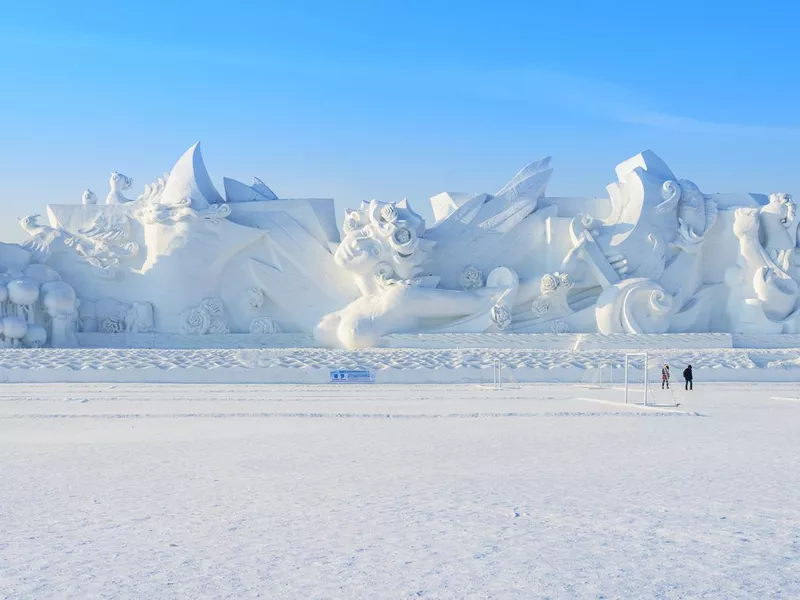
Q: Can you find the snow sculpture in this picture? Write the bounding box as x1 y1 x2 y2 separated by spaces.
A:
65 214 140 278
249 316 281 334
246 287 265 309
41 281 79 347
12 142 800 347
77 299 154 334
180 298 230 335
0 262 79 347
23 324 47 347
19 212 138 278
82 189 98 205
459 265 483 291
561 151 717 333
19 214 73 263
106 171 135 205
2 315 27 346
157 143 224 209
315 197 523 348
596 278 678 334
224 177 278 202
725 194 800 332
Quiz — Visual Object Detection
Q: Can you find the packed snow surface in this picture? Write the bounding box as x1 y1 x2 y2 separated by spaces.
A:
2 347 800 383
1 383 799 598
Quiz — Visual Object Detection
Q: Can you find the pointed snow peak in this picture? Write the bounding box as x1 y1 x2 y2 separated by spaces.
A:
252 177 278 200
161 142 224 209
224 176 278 203
495 156 553 198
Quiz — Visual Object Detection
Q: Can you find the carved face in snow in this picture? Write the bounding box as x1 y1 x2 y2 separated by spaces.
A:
109 171 133 192
334 199 433 281
335 227 387 274
763 193 796 226
676 180 707 234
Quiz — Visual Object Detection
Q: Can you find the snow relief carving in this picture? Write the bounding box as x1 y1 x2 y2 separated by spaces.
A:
249 316 281 334
314 197 524 349
0 265 79 347
246 287 265 310
724 193 800 332
78 299 154 334
10 142 800 347
459 265 483 291
180 298 230 335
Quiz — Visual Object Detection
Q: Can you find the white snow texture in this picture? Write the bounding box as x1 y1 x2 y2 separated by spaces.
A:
1 382 798 598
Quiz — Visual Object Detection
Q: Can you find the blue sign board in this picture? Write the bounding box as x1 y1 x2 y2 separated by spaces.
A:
329 369 375 383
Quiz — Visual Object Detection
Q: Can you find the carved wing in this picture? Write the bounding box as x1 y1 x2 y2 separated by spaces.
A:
135 173 169 205
78 214 130 243
428 158 552 238
423 160 553 288
21 229 60 254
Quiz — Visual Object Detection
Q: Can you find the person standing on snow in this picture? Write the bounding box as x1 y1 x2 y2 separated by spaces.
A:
683 364 693 390
661 364 670 389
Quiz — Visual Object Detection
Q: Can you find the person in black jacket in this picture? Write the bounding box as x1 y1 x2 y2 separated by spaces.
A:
683 364 693 390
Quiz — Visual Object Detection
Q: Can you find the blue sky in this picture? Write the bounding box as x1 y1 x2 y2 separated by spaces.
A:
1 0 799 241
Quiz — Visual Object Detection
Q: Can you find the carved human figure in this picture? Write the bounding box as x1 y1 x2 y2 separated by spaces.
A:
560 152 717 333
315 199 518 349
564 161 715 291
758 193 798 272
727 206 799 324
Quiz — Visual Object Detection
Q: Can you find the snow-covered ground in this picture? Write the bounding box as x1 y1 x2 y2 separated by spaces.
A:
2 346 800 383
2 383 799 598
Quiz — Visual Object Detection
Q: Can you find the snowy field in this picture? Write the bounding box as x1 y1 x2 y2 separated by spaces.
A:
1 382 799 598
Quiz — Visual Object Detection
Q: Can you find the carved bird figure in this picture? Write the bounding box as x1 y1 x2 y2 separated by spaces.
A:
19 214 73 262
82 189 98 205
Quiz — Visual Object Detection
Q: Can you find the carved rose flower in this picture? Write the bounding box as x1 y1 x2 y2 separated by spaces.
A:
181 307 210 335
551 320 569 334
532 297 551 316
343 216 359 232
557 272 574 289
491 305 511 330
380 204 398 223
249 316 282 334
200 298 223 318
393 227 412 245
101 317 124 334
207 318 230 334
540 274 559 293
246 287 265 310
459 265 483 291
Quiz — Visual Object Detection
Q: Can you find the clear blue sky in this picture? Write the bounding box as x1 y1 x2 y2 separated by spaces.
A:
1 0 798 241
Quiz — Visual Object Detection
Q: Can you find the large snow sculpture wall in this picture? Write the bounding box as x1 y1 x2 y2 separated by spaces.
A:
12 143 800 348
